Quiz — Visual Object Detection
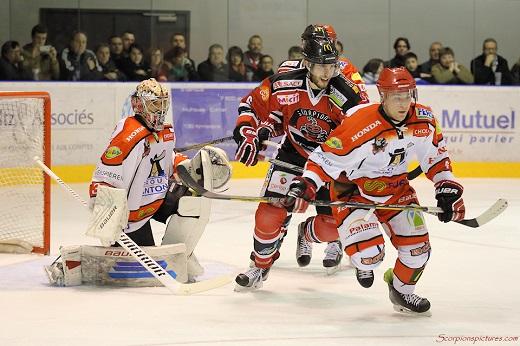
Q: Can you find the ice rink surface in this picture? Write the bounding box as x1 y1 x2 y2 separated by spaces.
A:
1 178 519 346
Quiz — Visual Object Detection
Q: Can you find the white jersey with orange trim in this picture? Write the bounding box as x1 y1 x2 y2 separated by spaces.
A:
303 102 456 204
278 57 369 103
89 116 176 234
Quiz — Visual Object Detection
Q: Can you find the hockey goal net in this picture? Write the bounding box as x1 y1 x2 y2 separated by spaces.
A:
0 91 51 254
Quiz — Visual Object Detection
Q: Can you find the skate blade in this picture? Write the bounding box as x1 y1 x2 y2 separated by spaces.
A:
233 280 263 292
325 265 341 275
392 304 432 317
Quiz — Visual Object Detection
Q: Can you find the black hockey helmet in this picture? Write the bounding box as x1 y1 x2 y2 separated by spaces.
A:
302 38 338 64
301 24 337 42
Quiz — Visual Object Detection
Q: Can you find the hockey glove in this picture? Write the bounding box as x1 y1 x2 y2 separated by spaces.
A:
234 125 260 166
434 180 465 222
283 176 317 213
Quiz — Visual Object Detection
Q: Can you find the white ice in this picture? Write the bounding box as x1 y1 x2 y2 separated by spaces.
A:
1 178 519 346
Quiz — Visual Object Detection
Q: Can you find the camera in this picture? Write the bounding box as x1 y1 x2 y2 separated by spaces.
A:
39 45 51 54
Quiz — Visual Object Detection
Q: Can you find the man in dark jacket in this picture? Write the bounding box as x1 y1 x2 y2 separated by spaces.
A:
0 41 32 80
197 44 229 81
471 38 512 85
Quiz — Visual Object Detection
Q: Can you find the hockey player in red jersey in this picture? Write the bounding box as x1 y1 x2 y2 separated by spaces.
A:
278 24 369 103
285 67 466 314
233 37 364 290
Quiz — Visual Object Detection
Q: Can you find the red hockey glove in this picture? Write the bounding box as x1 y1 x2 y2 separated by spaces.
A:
234 125 260 166
434 180 465 222
283 177 317 213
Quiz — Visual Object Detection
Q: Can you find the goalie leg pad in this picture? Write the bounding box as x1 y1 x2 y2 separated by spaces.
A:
44 245 82 286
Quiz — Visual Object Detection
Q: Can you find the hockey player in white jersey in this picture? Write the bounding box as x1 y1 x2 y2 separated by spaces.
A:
285 67 466 314
45 78 231 287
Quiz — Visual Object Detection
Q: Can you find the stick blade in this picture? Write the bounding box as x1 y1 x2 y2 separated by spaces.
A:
176 275 233 295
458 198 508 228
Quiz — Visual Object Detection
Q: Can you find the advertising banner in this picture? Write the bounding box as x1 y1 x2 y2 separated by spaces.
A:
1 82 519 168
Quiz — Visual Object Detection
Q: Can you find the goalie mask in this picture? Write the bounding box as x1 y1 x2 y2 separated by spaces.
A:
131 78 170 131
179 146 232 190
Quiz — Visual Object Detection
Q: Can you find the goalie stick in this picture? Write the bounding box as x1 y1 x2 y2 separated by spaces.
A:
177 165 508 228
176 136 234 152
33 157 231 295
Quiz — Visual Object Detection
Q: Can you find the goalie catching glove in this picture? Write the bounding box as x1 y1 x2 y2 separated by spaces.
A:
283 176 317 213
434 180 465 222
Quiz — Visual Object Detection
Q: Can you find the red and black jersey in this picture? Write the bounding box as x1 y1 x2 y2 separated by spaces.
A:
237 68 363 160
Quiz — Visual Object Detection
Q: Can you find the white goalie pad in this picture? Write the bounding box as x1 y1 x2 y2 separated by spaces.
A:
45 243 189 286
86 185 129 246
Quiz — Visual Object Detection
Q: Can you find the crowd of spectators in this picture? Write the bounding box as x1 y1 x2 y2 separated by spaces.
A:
1 24 520 85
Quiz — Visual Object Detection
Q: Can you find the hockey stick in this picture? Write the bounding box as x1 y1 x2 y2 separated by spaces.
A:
33 157 231 295
176 136 234 152
177 165 507 228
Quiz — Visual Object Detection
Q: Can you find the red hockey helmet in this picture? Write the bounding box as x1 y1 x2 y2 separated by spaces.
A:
376 67 416 93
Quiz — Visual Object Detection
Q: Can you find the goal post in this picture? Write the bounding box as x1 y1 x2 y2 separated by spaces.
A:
0 91 51 254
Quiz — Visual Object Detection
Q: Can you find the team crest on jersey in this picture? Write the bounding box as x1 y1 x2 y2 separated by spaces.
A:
416 107 433 120
105 146 122 159
149 150 166 177
300 117 328 142
388 148 406 166
325 136 342 150
372 137 388 154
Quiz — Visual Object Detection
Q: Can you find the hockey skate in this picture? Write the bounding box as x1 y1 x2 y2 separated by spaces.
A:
384 268 431 316
355 268 374 288
296 222 313 267
322 241 343 275
234 266 271 292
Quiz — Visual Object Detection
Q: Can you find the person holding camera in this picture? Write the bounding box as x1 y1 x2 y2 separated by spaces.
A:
21 24 59 80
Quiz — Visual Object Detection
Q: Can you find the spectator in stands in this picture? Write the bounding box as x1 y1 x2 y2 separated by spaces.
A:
431 47 473 84
0 41 32 80
164 32 196 68
362 58 384 84
165 46 198 81
95 43 126 81
253 54 274 81
59 31 102 81
197 44 229 82
109 35 125 69
335 40 344 58
471 38 512 85
288 46 303 60
21 24 59 80
120 44 151 81
244 35 263 74
385 37 410 68
227 46 248 82
419 41 442 76
121 31 135 54
149 48 169 82
511 57 520 85
404 52 430 83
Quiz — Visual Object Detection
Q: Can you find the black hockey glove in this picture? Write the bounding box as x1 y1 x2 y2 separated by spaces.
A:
434 180 466 222
283 177 317 213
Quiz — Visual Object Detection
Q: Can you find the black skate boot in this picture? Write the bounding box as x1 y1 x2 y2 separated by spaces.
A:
296 222 313 267
234 266 270 292
322 241 343 275
355 268 374 288
384 268 431 315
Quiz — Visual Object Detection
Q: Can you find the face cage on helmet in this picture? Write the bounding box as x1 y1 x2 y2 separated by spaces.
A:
139 95 169 131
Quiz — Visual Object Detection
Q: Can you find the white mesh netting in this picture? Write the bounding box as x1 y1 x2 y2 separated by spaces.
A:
0 97 47 252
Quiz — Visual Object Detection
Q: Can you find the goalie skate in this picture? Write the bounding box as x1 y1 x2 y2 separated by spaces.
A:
384 268 431 316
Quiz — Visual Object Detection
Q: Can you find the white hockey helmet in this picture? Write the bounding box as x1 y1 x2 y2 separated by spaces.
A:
131 78 170 131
